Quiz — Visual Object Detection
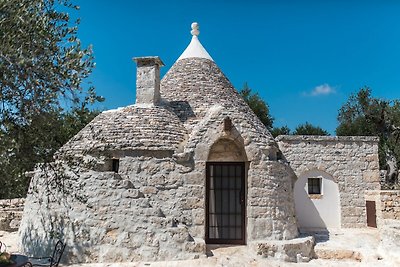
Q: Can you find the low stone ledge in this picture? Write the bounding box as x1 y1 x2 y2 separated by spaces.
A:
250 236 315 262
185 237 206 256
315 248 362 261
0 198 25 208
276 135 379 143
0 198 25 232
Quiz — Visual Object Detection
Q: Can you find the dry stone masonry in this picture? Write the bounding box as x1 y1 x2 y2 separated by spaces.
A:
18 23 387 264
379 191 400 220
0 198 25 232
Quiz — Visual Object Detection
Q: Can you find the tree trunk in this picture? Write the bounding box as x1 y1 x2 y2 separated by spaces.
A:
385 149 399 185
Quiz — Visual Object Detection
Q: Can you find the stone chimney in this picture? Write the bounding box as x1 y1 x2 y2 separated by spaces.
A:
133 56 164 106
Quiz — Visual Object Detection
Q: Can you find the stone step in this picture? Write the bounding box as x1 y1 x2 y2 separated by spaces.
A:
251 236 315 263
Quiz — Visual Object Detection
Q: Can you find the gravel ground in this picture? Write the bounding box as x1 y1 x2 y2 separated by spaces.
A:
0 229 396 267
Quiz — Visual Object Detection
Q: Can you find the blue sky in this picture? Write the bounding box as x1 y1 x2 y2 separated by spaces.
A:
75 0 400 134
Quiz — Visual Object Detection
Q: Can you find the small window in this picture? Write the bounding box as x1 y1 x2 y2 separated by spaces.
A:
308 178 321 194
112 158 120 173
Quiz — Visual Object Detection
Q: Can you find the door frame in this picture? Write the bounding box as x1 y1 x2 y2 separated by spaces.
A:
205 162 246 245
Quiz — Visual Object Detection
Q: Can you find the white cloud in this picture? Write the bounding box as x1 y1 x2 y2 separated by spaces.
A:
307 84 337 96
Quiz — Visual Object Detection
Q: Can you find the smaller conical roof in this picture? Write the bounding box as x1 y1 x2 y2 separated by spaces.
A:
177 22 213 61
58 106 187 156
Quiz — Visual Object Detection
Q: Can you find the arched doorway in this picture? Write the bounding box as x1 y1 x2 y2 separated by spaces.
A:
206 139 247 244
294 169 341 229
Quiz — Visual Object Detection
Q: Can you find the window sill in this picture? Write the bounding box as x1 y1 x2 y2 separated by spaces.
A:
308 194 323 199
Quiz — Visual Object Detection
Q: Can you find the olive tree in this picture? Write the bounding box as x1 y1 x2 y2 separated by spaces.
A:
0 0 103 198
336 87 400 188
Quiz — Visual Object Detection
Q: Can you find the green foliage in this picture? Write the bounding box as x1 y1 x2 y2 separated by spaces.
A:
238 83 329 137
0 102 100 199
239 83 274 130
336 87 400 186
293 122 330 136
0 0 103 198
336 88 381 136
271 126 291 137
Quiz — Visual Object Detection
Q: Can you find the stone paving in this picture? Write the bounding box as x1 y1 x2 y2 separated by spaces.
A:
1 228 397 266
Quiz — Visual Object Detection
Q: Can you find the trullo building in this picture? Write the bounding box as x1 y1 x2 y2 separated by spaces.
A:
19 23 380 263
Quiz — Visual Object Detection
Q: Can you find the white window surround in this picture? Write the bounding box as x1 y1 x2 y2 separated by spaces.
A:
294 169 341 229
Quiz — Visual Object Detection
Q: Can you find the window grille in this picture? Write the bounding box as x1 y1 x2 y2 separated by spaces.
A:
112 159 120 173
308 178 321 194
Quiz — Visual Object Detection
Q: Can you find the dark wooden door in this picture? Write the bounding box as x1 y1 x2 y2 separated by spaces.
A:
366 201 377 228
206 162 245 244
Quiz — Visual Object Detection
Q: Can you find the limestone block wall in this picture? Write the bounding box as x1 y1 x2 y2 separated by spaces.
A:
379 191 400 220
0 198 25 232
19 155 205 263
277 135 380 228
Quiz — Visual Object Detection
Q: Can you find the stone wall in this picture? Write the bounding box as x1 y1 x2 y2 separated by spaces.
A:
0 198 25 232
277 135 380 228
19 156 206 263
379 191 400 220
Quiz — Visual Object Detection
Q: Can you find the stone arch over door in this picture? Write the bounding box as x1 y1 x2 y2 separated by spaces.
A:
294 169 341 229
206 138 247 244
207 138 247 162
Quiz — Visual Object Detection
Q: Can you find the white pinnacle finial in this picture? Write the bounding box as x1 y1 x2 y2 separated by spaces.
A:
177 22 213 61
191 22 199 36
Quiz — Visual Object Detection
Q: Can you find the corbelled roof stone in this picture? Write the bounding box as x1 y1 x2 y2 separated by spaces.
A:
59 105 187 155
160 57 273 140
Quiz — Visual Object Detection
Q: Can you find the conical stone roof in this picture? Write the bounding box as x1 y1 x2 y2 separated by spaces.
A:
161 23 273 142
161 58 272 139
